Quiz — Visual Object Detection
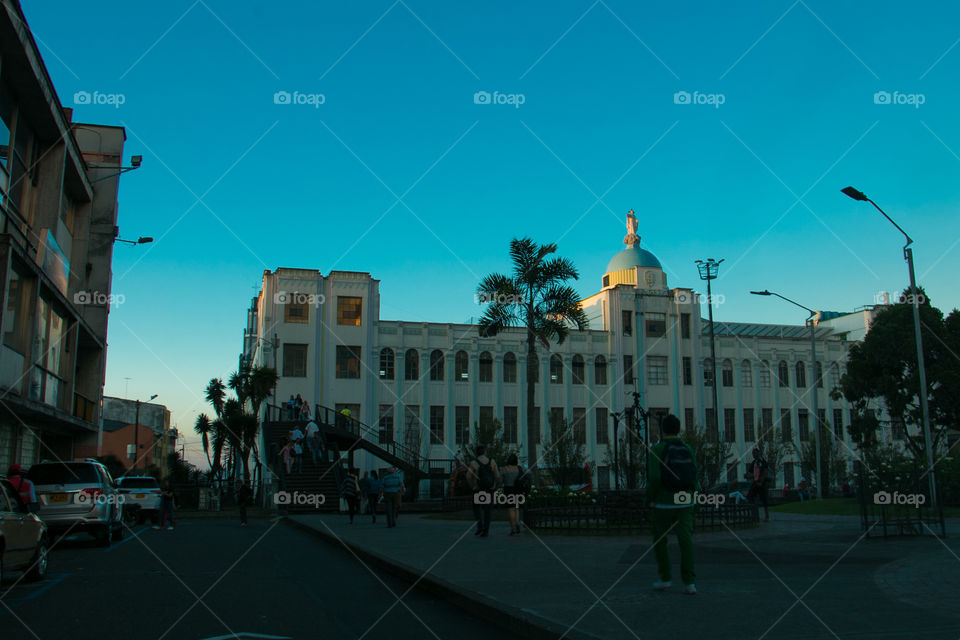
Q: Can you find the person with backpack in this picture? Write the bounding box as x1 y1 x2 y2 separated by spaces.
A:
365 470 382 523
381 467 404 528
468 445 500 537
746 447 771 521
646 413 697 595
499 453 524 536
341 469 361 524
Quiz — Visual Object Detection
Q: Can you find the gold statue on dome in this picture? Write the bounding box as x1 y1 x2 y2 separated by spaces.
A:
624 209 640 248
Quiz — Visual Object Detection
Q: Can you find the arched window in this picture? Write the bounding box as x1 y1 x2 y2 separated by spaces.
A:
704 358 715 387
571 355 585 384
430 349 444 381
778 361 789 387
404 349 419 380
815 362 823 388
594 355 607 385
759 360 771 387
550 354 563 383
379 348 394 380
830 362 840 388
741 360 753 386
722 359 734 387
479 351 493 383
503 352 517 383
455 350 469 381
795 361 806 388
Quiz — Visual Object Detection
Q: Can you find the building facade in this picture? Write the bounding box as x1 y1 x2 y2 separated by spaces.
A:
78 397 176 476
244 218 905 497
0 0 128 469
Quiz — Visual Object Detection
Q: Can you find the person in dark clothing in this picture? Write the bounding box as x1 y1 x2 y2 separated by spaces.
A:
341 471 360 524
746 447 771 521
236 480 252 527
467 446 500 537
155 481 176 531
380 467 404 528
365 470 382 523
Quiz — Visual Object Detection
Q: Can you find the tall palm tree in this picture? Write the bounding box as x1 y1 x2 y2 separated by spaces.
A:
205 378 226 418
194 413 213 471
477 238 588 482
249 366 279 419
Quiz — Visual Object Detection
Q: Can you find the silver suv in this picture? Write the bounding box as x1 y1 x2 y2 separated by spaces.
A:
28 460 124 546
116 476 161 524
0 478 48 583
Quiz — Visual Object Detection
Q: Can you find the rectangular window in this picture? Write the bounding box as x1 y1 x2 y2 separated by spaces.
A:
798 410 809 442
404 405 420 439
722 365 734 387
817 409 826 435
549 407 564 432
743 408 755 442
429 406 445 444
503 406 518 443
780 409 792 441
706 408 716 433
703 360 714 387
282 343 308 377
623 355 634 384
833 409 844 441
572 407 586 444
336 296 362 326
335 345 361 379
724 408 736 443
378 405 394 445
682 357 692 386
284 296 309 323
647 356 667 385
479 355 493 382
684 408 695 431
622 310 632 336
126 443 136 459
455 406 470 444
761 408 773 440
645 312 666 338
479 406 494 432
595 407 609 444
741 362 753 387
681 313 691 339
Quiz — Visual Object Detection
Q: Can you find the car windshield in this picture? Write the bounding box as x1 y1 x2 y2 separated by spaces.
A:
28 463 100 485
118 478 158 488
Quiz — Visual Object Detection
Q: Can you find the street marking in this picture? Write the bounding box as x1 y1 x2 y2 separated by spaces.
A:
104 526 147 552
0 573 70 612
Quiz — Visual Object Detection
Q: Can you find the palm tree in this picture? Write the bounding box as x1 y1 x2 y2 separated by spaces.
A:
477 238 588 483
249 366 279 419
194 413 213 471
205 378 226 418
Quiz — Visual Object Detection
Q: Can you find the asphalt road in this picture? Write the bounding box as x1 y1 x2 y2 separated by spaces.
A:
0 517 524 640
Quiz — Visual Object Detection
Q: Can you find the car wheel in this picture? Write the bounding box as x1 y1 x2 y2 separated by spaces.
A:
25 539 48 582
114 516 124 541
97 523 113 547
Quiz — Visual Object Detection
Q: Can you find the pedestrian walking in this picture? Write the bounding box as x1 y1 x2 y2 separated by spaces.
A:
279 439 295 476
294 394 303 419
499 454 523 536
366 470 382 523
467 446 500 538
341 470 361 524
155 481 177 531
286 395 296 421
300 401 311 422
291 425 305 473
746 447 771 521
646 413 697 595
304 418 321 465
235 480 252 527
381 467 404 528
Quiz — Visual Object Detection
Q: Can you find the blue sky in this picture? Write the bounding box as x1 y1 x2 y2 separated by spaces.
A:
24 0 960 465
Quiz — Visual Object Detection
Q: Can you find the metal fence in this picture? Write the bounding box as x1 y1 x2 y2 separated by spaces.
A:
857 460 945 538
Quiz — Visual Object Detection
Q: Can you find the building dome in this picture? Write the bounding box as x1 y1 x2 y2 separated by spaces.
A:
605 247 663 272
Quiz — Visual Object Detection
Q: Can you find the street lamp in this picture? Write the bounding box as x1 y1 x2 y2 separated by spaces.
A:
750 289 823 499
842 186 937 507
133 394 159 474
696 258 724 439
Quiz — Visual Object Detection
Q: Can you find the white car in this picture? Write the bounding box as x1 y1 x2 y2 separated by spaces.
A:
116 476 161 524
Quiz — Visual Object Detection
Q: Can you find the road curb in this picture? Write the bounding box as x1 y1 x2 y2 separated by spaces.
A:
282 516 604 640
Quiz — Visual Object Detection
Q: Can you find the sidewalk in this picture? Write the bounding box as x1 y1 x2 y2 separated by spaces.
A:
287 511 960 640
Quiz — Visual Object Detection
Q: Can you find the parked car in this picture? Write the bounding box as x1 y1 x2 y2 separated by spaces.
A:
0 477 48 583
27 460 124 546
116 476 161 523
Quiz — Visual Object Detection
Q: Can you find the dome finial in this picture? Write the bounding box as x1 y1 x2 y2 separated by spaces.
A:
624 209 640 248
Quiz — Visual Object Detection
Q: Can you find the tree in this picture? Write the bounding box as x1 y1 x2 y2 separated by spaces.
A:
755 422 794 487
541 414 588 490
682 426 734 490
460 418 518 469
798 421 848 495
194 413 213 471
476 238 588 483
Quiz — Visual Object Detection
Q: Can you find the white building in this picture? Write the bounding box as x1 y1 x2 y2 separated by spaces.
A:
243 219 890 496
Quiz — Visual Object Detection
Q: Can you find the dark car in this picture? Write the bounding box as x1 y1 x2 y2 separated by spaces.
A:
0 478 48 583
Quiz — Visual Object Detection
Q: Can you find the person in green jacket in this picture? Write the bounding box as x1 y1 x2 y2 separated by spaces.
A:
646 413 697 595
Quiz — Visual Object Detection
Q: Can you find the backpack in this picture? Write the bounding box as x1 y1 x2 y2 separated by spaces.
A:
515 466 532 495
660 440 695 491
477 459 495 491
